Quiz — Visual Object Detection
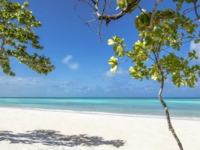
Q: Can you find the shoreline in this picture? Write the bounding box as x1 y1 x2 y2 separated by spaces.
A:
0 106 199 121
0 107 200 150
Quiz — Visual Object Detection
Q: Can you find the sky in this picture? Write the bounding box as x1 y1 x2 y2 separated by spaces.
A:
0 0 200 97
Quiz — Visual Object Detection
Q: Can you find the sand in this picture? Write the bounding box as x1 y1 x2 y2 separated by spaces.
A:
0 107 199 150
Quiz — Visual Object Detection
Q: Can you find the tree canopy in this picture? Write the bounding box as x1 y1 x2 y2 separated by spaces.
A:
0 0 55 76
106 0 200 89
77 0 200 149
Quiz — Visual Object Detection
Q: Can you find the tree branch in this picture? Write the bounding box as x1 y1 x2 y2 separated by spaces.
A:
75 0 95 10
193 0 200 21
183 4 200 15
118 59 128 64
153 46 183 150
0 33 6 52
150 0 161 31
94 0 140 26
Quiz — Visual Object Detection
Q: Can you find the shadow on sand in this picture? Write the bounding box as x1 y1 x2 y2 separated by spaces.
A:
0 130 125 148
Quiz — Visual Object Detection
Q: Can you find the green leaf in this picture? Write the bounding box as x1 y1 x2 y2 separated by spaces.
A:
110 65 118 73
194 39 200 44
160 23 169 28
24 1 29 7
9 72 15 77
187 36 193 38
116 45 123 52
185 0 192 3
176 2 182 11
108 39 115 45
151 74 158 80
116 0 127 9
108 56 118 65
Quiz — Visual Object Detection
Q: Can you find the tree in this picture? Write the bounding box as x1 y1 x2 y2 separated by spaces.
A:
0 0 55 76
77 0 200 149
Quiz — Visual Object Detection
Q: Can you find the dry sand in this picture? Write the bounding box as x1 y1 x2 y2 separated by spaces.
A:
0 107 199 150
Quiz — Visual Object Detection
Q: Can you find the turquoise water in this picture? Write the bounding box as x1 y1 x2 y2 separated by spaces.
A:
0 97 199 118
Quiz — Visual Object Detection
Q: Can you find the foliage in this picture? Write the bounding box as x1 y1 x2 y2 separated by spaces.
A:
77 0 200 149
108 0 200 88
0 0 55 76
116 0 139 13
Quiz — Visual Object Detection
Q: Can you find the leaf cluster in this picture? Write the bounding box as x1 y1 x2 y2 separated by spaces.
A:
116 0 139 13
0 0 55 76
108 5 200 88
173 0 198 11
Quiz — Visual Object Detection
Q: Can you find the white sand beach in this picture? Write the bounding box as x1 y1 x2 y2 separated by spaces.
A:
0 107 199 150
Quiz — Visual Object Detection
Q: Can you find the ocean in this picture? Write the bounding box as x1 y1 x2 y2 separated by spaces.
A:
0 97 199 119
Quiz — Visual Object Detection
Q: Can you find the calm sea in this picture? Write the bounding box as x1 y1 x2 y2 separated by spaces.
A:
0 97 199 119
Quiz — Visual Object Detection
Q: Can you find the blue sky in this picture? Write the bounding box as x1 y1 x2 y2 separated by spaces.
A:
0 0 200 97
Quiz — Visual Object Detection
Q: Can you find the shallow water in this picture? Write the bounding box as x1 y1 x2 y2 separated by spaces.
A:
0 97 199 118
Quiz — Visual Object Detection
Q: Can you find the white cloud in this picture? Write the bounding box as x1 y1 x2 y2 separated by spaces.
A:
0 76 44 85
62 55 72 64
69 63 79 70
104 68 128 77
62 55 79 70
116 68 128 75
0 76 56 97
190 41 200 61
105 70 114 77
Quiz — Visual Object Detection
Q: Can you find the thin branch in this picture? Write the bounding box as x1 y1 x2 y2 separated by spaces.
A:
102 0 107 15
0 33 6 52
78 14 106 41
91 0 96 4
75 0 95 10
150 0 161 31
162 37 195 51
118 59 128 64
96 20 104 41
182 4 200 15
147 55 156 62
95 0 140 25
78 15 98 35
95 0 107 41
160 48 185 61
74 0 81 10
193 1 200 21
140 32 144 42
182 38 194 44
107 0 112 10
133 53 156 62
76 0 140 40
138 6 150 19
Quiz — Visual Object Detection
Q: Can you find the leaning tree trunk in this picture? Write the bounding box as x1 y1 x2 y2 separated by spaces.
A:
153 48 183 150
158 76 183 150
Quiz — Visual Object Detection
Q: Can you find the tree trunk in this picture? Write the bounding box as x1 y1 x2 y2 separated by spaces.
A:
153 48 183 150
158 78 183 150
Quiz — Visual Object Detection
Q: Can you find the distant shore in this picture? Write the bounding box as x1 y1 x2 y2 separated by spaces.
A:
0 107 199 150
